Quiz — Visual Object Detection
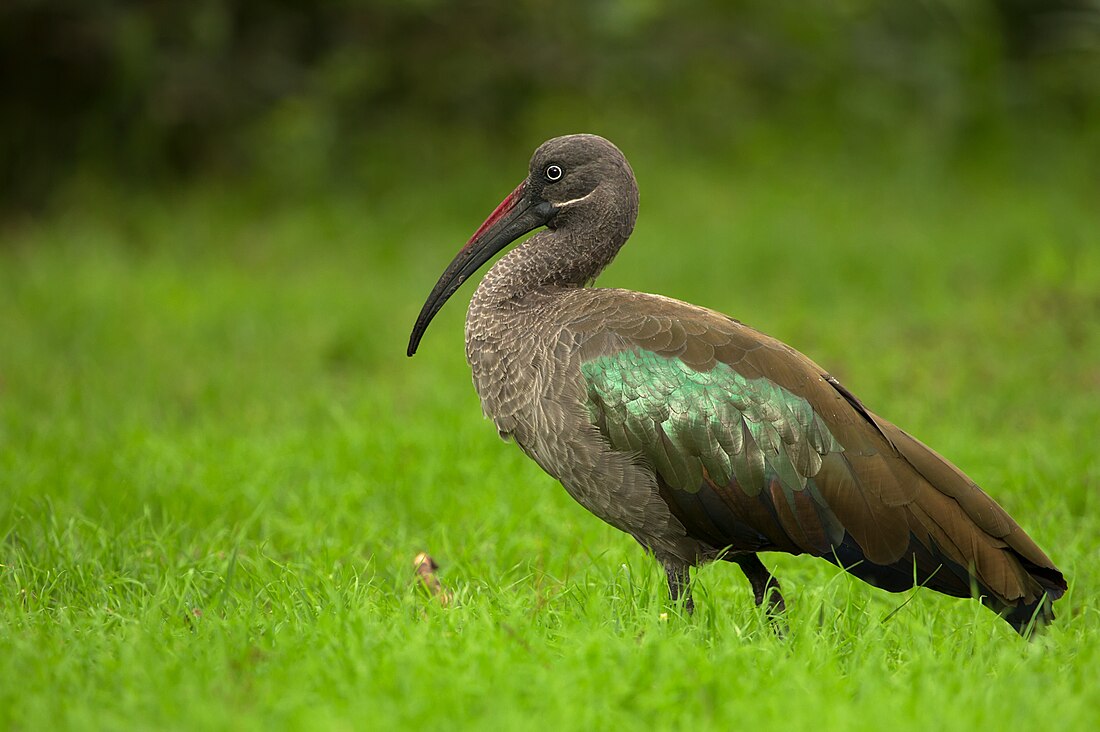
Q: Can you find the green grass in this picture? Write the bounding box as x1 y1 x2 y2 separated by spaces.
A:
2 143 1098 730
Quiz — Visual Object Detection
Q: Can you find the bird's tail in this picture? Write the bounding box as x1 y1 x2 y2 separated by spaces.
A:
825 532 1067 636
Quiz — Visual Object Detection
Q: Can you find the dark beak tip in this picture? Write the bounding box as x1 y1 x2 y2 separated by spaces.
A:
407 329 422 357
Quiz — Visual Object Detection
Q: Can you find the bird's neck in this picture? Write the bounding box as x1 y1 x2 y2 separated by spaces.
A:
471 233 607 306
464 223 633 423
471 192 638 310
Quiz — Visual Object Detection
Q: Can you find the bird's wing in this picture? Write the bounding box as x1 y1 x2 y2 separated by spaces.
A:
560 289 1064 607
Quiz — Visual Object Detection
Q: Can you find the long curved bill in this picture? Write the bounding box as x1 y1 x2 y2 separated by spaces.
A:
407 180 554 356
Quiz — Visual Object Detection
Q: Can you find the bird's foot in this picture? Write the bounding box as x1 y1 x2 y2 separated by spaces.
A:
734 554 788 635
662 561 694 615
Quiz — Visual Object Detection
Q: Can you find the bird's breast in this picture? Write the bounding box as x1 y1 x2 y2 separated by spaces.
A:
464 297 561 444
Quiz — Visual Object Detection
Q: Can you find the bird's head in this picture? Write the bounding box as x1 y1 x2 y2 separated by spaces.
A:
407 134 636 356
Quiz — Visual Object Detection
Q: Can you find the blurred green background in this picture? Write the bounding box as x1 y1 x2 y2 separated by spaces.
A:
2 3 1100 729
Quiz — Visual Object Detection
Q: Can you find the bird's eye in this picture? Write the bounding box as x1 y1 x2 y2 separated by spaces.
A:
545 164 563 181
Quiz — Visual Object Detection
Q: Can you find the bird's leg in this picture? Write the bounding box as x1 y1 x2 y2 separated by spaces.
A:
733 554 786 620
662 560 694 614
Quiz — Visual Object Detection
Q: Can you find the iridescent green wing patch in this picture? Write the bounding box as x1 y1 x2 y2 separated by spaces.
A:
581 349 842 498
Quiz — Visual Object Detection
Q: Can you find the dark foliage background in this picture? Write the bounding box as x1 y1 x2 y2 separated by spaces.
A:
3 0 1099 208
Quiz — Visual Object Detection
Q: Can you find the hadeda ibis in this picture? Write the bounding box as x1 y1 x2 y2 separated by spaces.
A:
407 134 1066 634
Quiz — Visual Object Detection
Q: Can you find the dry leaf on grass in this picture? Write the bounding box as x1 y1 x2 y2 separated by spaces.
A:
413 552 452 607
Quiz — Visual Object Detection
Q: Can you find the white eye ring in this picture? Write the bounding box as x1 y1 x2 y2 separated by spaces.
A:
545 164 563 181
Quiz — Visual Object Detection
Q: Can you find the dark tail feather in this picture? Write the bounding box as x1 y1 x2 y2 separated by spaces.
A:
993 593 1056 636
822 533 1065 636
990 557 1066 635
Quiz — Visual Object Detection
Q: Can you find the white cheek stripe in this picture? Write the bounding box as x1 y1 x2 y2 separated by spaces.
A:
553 191 595 208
